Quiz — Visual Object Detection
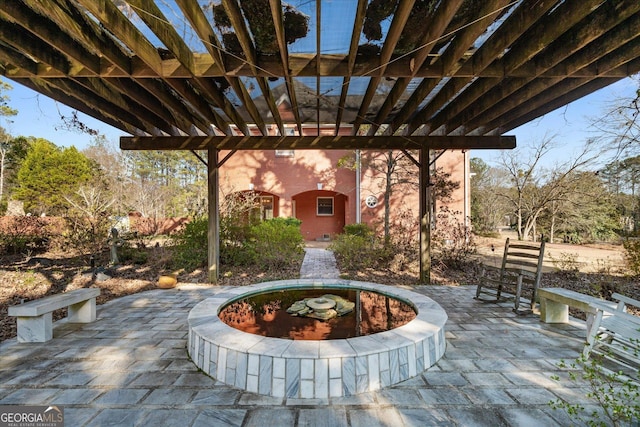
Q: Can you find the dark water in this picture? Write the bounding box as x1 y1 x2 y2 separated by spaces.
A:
218 288 416 340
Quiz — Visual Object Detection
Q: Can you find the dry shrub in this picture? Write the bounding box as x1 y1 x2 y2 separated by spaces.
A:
0 216 57 254
432 207 476 269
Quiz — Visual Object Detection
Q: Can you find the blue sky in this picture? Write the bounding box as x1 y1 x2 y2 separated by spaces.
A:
2 76 637 169
471 77 639 168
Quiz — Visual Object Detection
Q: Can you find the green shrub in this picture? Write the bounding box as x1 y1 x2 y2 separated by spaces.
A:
248 218 304 270
267 217 302 227
550 347 640 426
220 219 254 266
0 234 48 254
329 233 391 270
623 238 640 276
118 244 149 264
171 216 305 271
343 223 374 238
170 217 208 270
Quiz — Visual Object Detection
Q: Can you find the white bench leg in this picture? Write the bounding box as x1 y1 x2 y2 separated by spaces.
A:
583 309 604 358
540 298 569 323
16 313 52 343
68 297 96 323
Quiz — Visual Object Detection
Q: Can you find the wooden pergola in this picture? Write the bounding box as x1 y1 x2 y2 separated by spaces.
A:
1 1 639 283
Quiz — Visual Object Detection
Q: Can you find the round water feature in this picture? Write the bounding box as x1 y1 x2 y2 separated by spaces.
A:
188 279 447 398
218 287 417 339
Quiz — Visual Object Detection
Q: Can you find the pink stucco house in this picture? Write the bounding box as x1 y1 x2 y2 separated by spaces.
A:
219 125 470 241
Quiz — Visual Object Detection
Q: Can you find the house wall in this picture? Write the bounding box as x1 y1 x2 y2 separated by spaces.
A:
357 150 469 233
217 125 469 240
436 150 467 217
219 148 356 240
293 191 347 240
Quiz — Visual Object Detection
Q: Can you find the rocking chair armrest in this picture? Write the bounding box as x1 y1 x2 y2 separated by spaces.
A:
480 264 502 275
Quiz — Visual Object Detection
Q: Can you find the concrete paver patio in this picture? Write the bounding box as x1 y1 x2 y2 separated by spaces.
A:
0 282 601 426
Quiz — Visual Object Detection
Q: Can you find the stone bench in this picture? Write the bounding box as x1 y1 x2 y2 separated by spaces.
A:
8 288 100 343
538 288 616 345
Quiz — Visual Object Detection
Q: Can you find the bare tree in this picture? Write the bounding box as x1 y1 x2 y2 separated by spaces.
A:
82 136 130 214
341 148 460 242
470 157 511 233
540 171 618 243
366 150 415 242
63 181 116 256
591 77 640 157
340 149 414 242
496 134 597 241
0 128 11 202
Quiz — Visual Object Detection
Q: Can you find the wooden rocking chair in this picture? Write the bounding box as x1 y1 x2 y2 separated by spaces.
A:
475 238 546 314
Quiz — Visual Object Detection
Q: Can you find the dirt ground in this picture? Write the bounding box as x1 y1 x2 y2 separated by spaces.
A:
0 246 301 342
474 231 627 274
0 235 637 342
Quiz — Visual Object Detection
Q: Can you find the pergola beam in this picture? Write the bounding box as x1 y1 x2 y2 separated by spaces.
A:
221 0 281 135
334 0 368 134
270 0 303 135
14 77 141 134
476 40 640 135
404 0 556 136
121 135 516 151
366 0 463 136
2 0 638 285
4 54 636 79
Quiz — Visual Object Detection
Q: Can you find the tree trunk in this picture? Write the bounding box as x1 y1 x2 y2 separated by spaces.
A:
0 147 5 201
516 209 523 240
383 151 393 243
532 222 537 242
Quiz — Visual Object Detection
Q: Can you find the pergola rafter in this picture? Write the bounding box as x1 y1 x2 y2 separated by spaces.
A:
443 4 640 135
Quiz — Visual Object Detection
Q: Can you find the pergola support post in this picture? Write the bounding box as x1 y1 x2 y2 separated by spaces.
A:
207 148 220 283
419 148 431 284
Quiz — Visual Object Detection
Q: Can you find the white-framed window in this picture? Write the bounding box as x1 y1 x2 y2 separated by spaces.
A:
317 197 334 216
275 149 294 157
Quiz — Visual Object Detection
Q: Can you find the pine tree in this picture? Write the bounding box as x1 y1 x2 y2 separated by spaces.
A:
14 139 96 215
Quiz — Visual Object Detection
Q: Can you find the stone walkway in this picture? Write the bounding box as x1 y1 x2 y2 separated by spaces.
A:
0 249 603 426
299 247 340 279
